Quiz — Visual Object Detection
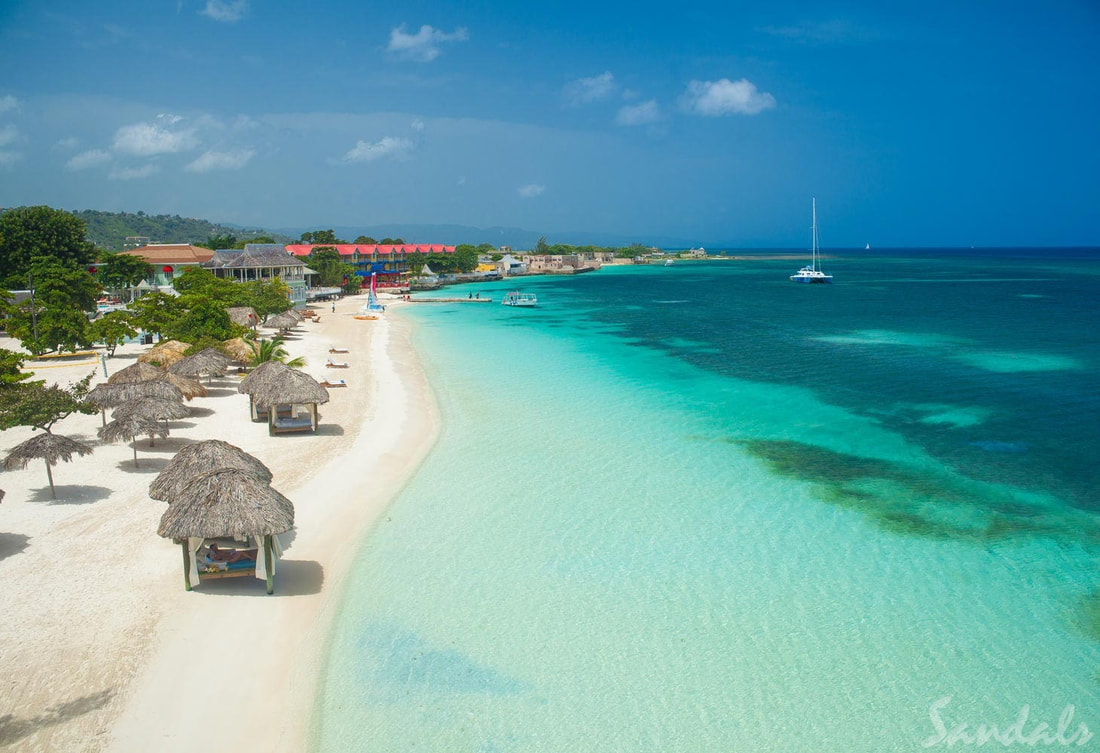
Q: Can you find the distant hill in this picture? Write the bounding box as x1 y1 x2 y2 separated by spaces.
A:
74 210 292 251
282 223 696 251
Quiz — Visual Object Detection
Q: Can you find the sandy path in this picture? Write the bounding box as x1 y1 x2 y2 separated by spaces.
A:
0 296 438 752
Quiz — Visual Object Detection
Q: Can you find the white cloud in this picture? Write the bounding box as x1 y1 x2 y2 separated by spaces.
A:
517 184 544 198
0 124 18 147
66 149 112 171
55 136 80 150
681 78 776 116
564 72 616 105
615 100 660 126
113 116 198 156
185 148 255 173
342 136 415 163
200 0 248 22
109 164 160 180
388 24 469 62
411 119 425 132
0 96 19 114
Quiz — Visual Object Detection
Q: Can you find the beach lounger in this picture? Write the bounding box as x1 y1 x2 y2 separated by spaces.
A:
318 379 347 388
329 346 349 353
325 358 349 368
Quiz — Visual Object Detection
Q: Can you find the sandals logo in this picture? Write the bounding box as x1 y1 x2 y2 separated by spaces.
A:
922 696 1093 748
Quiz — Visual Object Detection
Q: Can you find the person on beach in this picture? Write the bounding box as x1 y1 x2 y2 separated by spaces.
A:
331 302 335 313
205 543 256 564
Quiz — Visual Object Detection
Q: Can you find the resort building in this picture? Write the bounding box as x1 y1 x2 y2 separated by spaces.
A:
117 244 215 290
285 244 456 287
203 244 310 306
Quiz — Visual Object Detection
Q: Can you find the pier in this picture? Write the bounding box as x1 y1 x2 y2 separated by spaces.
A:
409 297 493 303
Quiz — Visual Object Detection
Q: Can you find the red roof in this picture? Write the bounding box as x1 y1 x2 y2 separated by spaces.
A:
285 244 455 257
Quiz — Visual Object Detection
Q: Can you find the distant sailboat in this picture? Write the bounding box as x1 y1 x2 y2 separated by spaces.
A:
790 198 833 284
865 243 870 250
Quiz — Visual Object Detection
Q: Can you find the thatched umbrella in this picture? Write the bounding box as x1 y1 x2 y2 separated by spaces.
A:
113 397 189 443
109 362 207 400
252 368 329 435
169 348 230 383
287 309 304 322
138 340 191 367
222 337 257 364
226 306 258 329
263 311 298 331
4 433 94 500
99 413 169 468
88 380 184 427
149 440 272 503
157 468 295 594
0 489 5 503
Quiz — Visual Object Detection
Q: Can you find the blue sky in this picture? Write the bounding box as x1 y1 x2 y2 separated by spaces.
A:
0 0 1097 247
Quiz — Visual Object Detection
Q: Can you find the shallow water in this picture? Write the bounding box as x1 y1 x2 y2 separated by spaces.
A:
314 252 1099 751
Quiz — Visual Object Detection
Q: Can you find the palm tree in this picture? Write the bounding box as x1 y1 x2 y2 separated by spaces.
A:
249 336 305 368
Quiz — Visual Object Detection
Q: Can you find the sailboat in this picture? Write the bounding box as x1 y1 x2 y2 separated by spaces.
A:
790 198 833 284
354 273 386 320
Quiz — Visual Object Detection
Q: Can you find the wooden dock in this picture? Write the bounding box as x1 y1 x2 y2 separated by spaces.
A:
410 297 493 303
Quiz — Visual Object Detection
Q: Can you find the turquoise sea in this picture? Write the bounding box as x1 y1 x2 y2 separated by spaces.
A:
314 251 1100 751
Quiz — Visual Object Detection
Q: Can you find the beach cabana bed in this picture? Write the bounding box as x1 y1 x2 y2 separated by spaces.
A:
237 360 293 421
156 466 293 594
251 368 330 436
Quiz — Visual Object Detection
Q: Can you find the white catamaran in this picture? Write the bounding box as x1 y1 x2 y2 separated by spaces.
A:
790 198 833 284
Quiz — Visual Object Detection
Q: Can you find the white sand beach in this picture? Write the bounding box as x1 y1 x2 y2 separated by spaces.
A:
0 296 439 752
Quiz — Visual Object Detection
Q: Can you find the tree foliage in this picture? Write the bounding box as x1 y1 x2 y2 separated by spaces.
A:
89 310 138 357
0 373 97 433
0 206 97 286
5 258 100 354
0 348 33 386
353 235 377 244
249 336 304 368
165 300 243 343
73 209 289 251
310 248 352 287
299 229 344 245
128 291 186 342
98 252 152 299
245 278 292 319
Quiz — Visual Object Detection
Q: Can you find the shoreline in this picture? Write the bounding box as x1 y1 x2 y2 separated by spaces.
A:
0 298 440 752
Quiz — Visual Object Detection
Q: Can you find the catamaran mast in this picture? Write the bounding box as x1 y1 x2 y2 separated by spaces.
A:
812 197 818 272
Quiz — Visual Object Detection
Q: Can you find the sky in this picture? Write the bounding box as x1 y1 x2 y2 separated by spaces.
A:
0 0 1097 248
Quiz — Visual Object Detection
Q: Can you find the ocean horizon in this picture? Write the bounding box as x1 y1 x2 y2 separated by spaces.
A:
313 250 1099 751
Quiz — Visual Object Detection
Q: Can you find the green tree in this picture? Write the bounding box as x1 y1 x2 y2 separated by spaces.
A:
245 278 292 319
535 236 549 254
250 336 305 368
0 206 97 286
378 237 406 245
0 373 97 433
165 300 242 343
299 229 344 245
0 348 34 386
129 291 185 342
173 267 245 307
353 235 378 244
89 310 138 357
310 248 352 287
195 233 238 250
183 336 231 357
99 253 152 301
451 245 479 273
5 259 99 354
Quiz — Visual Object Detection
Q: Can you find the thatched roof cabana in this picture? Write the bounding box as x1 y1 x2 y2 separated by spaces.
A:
251 368 329 435
226 306 259 328
88 380 184 427
149 440 272 502
3 433 94 500
169 348 230 381
138 340 191 367
99 413 169 468
157 468 295 594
